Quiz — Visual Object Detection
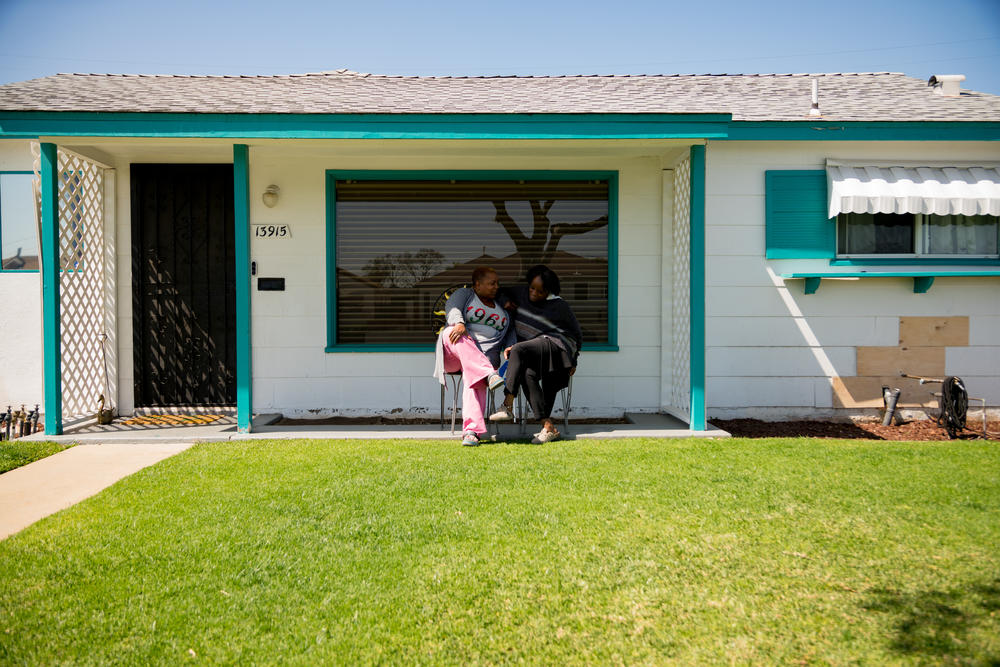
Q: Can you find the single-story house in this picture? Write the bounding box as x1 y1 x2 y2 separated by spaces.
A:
0 70 997 435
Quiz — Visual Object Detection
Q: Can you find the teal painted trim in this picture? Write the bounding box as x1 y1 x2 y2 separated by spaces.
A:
0 170 34 273
39 144 62 435
326 175 337 349
782 270 1000 294
0 112 731 140
688 145 706 431
324 342 622 354
329 169 621 181
327 344 435 353
782 270 1000 278
606 172 619 350
325 169 619 351
4 111 998 142
233 145 252 433
724 121 1000 141
831 258 1000 266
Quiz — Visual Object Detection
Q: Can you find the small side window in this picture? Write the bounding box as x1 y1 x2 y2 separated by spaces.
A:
837 213 999 258
0 172 38 271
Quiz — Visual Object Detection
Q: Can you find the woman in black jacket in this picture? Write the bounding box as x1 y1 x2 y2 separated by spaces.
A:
490 264 582 443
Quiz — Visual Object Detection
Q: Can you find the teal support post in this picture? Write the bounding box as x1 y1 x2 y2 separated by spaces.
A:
39 143 62 435
688 145 707 431
233 144 252 432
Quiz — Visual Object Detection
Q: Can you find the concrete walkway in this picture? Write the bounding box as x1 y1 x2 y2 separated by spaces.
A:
0 441 193 540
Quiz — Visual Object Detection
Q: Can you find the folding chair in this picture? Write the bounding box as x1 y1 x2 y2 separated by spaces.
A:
441 371 463 434
433 283 468 435
442 377 499 436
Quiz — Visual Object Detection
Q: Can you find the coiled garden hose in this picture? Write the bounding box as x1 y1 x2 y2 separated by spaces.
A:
937 376 968 440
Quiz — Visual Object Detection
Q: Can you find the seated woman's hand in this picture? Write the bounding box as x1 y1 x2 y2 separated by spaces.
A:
448 323 466 343
503 346 512 359
569 366 576 376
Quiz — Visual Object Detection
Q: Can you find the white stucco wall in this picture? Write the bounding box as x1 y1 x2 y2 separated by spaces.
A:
0 140 43 412
245 142 677 418
704 141 1000 419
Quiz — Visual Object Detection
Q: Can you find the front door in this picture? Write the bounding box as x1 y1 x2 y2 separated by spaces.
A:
131 164 236 407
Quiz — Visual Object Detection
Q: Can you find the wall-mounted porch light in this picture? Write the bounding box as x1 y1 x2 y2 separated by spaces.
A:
262 184 280 208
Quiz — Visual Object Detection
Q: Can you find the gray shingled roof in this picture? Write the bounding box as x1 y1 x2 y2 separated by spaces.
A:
1 70 998 122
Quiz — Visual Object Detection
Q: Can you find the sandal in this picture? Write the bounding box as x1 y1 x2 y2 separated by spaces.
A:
489 407 514 422
461 431 480 447
531 428 560 444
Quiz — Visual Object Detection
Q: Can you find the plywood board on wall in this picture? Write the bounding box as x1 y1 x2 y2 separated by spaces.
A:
899 317 969 347
856 346 945 378
832 376 939 409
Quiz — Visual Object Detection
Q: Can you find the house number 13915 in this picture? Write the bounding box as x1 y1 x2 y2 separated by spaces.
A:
253 225 290 238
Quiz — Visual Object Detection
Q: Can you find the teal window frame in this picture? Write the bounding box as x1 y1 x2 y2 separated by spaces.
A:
0 170 39 273
324 169 619 353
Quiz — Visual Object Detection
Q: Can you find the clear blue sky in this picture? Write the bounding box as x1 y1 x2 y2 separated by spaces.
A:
1 0 998 93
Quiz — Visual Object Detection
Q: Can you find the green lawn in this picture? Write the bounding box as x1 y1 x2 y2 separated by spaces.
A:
0 440 70 474
1 438 998 664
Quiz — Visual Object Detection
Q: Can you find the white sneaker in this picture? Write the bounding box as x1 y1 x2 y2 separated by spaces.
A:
487 374 505 391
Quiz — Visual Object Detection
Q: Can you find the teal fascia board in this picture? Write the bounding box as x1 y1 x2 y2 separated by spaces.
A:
688 145 706 431
4 112 999 142
0 112 731 140
39 144 62 435
724 121 1000 141
233 144 252 433
326 169 620 351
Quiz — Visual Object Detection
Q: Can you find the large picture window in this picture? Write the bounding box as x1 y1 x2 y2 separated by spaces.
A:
327 171 617 350
0 172 38 271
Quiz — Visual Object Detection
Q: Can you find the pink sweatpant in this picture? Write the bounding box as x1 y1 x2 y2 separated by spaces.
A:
442 327 495 435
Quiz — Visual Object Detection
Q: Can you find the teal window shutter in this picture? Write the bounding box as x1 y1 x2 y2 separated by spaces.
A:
765 170 835 259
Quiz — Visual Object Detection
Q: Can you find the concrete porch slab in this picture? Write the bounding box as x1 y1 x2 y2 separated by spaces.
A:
20 412 729 445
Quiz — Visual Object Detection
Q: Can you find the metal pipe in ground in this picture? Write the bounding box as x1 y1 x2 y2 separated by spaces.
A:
882 387 902 426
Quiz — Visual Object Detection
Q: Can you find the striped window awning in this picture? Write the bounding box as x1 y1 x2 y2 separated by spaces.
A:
826 161 1000 218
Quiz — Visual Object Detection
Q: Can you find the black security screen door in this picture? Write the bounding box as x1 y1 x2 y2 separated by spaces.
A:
131 164 236 406
334 179 611 346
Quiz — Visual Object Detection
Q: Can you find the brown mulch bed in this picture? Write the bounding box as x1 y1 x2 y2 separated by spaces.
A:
713 418 1000 441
